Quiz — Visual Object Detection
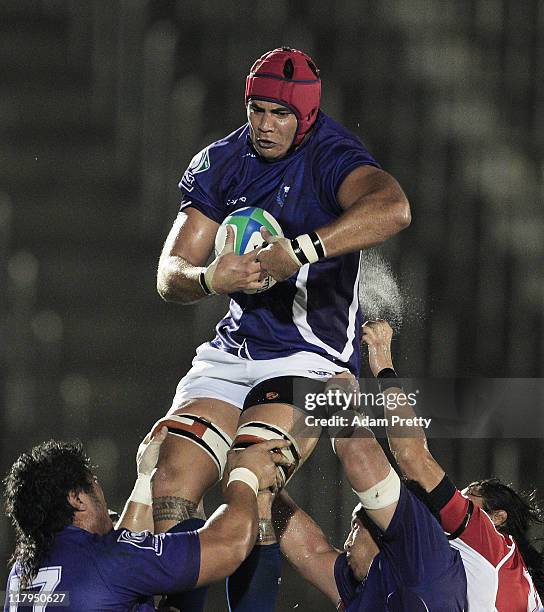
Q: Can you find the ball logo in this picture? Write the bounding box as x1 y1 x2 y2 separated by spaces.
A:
214 207 284 294
266 391 279 400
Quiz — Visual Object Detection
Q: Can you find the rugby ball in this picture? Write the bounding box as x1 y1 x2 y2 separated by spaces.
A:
215 207 283 294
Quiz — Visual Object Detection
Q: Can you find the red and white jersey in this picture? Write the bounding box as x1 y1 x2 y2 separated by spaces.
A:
440 490 542 612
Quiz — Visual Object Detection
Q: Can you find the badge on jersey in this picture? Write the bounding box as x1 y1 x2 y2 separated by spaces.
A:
181 147 211 192
117 530 164 555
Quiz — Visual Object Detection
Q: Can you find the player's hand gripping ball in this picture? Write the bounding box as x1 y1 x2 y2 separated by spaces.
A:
215 207 284 293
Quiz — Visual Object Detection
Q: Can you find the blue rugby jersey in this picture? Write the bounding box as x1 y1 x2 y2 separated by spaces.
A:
179 112 380 375
4 526 200 611
334 485 468 611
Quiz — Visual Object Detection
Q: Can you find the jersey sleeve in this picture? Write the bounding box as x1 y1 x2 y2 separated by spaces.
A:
439 489 511 566
373 484 459 588
178 145 227 223
334 551 359 606
103 529 201 597
313 137 381 216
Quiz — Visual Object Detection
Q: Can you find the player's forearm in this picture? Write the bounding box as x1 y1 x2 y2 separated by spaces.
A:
382 387 428 460
206 484 258 559
382 387 445 491
318 178 410 258
273 493 340 602
116 500 154 532
196 483 259 585
156 255 207 304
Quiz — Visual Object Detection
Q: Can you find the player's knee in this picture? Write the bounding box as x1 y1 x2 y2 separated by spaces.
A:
232 421 301 489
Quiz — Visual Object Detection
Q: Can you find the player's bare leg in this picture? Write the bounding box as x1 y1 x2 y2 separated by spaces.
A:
150 398 239 612
227 399 321 612
151 398 240 533
238 401 320 534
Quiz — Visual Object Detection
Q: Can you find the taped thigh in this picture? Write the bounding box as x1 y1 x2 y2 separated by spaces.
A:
160 413 233 478
232 420 301 488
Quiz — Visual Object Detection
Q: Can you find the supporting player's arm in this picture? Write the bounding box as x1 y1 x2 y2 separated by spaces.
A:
362 320 445 492
333 426 399 532
195 440 292 586
157 208 264 303
272 490 342 606
116 427 168 532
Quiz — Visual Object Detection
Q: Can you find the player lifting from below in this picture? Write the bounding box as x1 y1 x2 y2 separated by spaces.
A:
360 320 544 611
3 430 291 612
269 348 467 609
153 46 410 611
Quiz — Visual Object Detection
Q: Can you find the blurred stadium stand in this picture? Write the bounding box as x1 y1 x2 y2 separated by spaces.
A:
0 0 543 608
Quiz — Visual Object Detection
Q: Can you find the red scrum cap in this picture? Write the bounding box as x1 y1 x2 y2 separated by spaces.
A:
245 47 321 146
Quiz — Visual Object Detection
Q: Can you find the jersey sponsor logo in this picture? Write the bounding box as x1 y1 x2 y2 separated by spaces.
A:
181 147 211 192
226 196 247 207
307 369 334 377
118 530 164 556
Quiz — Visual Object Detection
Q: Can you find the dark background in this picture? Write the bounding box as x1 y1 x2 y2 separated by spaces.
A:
1 0 543 609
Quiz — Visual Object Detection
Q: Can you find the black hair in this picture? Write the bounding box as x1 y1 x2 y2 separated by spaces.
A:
4 440 94 588
471 478 544 598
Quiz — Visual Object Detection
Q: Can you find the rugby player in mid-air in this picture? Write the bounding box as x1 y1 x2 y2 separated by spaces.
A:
3 431 291 611
361 320 544 611
153 46 411 611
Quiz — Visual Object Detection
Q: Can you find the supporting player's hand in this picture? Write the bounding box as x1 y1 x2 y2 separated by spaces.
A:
361 320 394 377
136 426 168 477
257 228 301 282
204 225 267 294
225 439 293 491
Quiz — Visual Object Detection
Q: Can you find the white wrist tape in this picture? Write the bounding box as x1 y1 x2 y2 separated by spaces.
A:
227 467 259 497
128 473 153 506
354 467 401 510
200 263 217 295
290 232 326 266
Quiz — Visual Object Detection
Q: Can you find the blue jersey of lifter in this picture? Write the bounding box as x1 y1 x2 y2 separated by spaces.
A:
179 112 380 375
334 485 467 611
4 526 200 612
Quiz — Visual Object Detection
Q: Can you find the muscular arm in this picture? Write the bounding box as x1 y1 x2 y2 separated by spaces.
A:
273 491 341 606
318 166 411 258
362 321 445 493
156 209 217 304
157 208 265 302
195 482 259 586
334 431 398 531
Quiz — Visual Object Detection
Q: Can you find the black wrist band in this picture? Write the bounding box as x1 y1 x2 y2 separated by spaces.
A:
199 271 212 296
376 368 399 392
290 237 308 265
309 231 325 259
377 368 398 378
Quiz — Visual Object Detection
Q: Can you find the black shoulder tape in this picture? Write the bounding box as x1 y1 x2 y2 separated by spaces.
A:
243 376 324 415
428 475 474 540
447 500 474 540
428 474 457 511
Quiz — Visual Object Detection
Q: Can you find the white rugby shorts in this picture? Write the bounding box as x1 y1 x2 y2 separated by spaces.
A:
168 343 348 412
